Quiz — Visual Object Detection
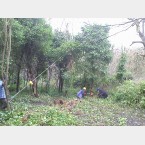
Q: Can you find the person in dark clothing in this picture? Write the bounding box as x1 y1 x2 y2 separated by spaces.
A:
0 78 8 110
96 88 108 98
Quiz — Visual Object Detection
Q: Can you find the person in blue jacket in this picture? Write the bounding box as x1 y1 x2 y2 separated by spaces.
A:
77 87 86 99
96 88 108 98
0 78 8 110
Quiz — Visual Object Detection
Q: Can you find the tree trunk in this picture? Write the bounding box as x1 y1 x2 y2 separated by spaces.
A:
6 19 12 96
1 18 12 97
58 70 64 93
131 19 145 49
16 66 21 92
91 58 94 89
33 79 38 97
1 19 7 79
46 63 52 92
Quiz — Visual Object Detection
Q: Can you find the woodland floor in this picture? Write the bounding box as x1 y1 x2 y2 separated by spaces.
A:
1 94 145 126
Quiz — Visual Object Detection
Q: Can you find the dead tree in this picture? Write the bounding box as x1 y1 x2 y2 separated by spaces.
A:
130 18 145 49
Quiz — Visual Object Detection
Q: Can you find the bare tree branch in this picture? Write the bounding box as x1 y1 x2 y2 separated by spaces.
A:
84 19 139 28
130 41 145 47
130 18 145 49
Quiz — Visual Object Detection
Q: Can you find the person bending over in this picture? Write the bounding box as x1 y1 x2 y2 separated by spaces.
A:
77 87 86 99
96 88 108 99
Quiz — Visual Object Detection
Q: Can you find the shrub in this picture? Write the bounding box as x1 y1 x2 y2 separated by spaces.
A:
1 106 78 126
21 107 78 126
39 107 78 126
139 81 145 96
140 97 145 109
112 81 145 107
123 71 133 80
116 52 127 82
8 84 16 92
118 117 127 126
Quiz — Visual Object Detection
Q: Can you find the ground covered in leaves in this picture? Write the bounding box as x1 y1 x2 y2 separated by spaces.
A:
1 94 145 126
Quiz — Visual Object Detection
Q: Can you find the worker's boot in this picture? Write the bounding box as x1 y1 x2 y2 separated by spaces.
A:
1 98 8 110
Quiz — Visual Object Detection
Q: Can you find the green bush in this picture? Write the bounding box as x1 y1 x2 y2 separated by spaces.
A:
1 106 78 126
140 97 145 109
116 52 127 82
123 71 133 80
0 111 13 125
39 107 78 126
118 117 127 126
100 76 119 89
8 84 16 92
139 81 145 96
67 88 78 97
111 80 144 107
47 87 60 97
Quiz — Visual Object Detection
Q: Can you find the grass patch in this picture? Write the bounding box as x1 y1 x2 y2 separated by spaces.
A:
1 92 145 126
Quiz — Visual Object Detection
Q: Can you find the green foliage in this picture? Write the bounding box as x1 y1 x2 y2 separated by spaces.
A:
12 19 25 49
0 111 12 125
112 80 145 108
138 82 145 108
0 106 77 126
140 97 145 109
118 117 127 126
66 88 79 97
15 18 53 71
112 81 139 104
39 107 77 126
1 92 145 126
123 71 133 80
116 52 127 82
97 75 119 90
50 41 78 60
8 84 16 92
75 24 112 87
47 87 60 97
139 81 145 96
52 30 71 48
50 29 78 92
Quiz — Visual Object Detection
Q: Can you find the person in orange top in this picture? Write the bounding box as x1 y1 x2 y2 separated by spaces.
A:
90 88 94 97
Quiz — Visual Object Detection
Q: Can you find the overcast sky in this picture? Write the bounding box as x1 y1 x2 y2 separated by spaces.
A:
47 18 143 49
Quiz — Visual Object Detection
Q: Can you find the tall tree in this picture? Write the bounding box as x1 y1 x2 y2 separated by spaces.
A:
51 30 77 93
75 24 112 88
11 19 25 92
0 18 12 96
116 50 127 82
16 18 53 97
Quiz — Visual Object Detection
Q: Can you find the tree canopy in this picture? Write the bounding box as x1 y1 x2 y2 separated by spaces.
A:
0 18 113 96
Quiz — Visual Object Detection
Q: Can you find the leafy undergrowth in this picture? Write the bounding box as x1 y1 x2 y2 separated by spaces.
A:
1 93 145 126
